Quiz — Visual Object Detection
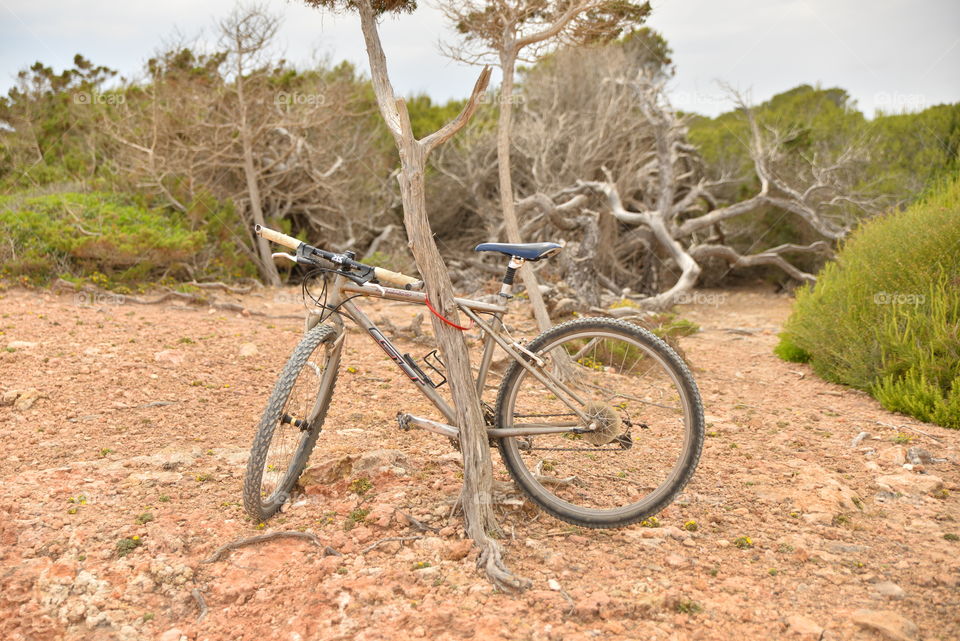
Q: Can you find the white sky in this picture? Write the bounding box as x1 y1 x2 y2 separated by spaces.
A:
1 0 958 117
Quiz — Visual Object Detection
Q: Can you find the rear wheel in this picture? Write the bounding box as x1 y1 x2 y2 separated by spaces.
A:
243 324 341 522
495 317 703 528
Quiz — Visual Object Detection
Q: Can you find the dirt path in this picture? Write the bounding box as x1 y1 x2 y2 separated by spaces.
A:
0 286 956 641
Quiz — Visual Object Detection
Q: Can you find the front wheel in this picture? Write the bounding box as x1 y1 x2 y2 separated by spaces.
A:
495 317 704 529
243 323 341 522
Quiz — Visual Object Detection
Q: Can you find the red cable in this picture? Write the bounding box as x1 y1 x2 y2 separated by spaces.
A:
424 295 474 331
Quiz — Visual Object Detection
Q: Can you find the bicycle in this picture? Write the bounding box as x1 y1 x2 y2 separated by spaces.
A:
243 224 704 529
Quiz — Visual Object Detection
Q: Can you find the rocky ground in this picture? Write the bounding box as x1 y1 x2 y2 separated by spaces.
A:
0 284 957 641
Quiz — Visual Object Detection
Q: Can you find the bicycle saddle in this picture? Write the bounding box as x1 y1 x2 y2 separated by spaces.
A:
474 242 562 261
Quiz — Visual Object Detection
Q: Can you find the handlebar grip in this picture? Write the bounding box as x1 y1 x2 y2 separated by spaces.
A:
255 225 302 251
374 267 424 291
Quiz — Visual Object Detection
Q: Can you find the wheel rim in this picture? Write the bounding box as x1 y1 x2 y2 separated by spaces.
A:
259 347 329 509
500 329 697 520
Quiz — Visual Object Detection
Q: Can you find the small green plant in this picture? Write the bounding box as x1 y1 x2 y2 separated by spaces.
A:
177 337 194 344
734 536 753 549
195 473 211 482
413 561 432 570
99 448 114 457
674 599 702 615
349 508 370 523
944 533 959 542
683 520 698 532
349 477 373 495
768 568 779 576
116 536 142 557
142 613 155 622
158 495 170 503
892 433 913 445
136 512 155 524
832 514 851 527
640 517 660 528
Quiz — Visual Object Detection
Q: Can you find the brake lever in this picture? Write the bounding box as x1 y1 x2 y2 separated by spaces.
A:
272 252 297 264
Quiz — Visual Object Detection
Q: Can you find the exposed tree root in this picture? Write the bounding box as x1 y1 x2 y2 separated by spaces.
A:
361 535 424 554
475 536 531 592
202 531 338 563
191 588 208 622
53 278 301 320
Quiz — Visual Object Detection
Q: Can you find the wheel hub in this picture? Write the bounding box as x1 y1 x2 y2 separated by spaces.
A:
581 401 622 445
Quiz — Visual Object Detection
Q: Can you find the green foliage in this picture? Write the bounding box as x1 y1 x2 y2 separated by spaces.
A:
406 94 467 139
777 176 960 429
115 535 142 557
773 334 811 363
0 192 205 283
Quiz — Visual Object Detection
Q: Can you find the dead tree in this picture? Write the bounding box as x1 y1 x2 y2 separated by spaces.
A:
570 71 880 309
438 1 651 331
107 7 389 283
304 0 528 590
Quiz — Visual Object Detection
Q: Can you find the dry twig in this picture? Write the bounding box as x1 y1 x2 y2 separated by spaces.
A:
202 531 337 563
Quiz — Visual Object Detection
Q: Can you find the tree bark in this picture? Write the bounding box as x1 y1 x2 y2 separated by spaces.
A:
497 49 552 332
356 0 527 591
235 45 282 286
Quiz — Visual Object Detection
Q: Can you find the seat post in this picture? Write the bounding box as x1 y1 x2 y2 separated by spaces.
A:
499 257 524 299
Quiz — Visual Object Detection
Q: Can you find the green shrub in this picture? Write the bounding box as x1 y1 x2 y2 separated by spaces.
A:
773 334 811 363
0 192 205 283
776 176 960 429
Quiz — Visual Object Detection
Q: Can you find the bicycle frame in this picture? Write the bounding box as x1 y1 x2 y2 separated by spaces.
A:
312 271 593 437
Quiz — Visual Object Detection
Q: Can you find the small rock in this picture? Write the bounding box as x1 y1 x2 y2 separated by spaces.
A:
850 431 870 447
440 539 473 561
785 614 824 639
548 579 562 591
551 298 579 316
6 340 38 350
665 554 688 568
852 609 918 641
659 526 690 540
875 473 943 495
158 628 184 641
2 389 22 406
871 581 905 600
905 447 934 466
153 350 184 366
354 449 409 475
878 446 906 466
13 389 41 411
239 342 259 357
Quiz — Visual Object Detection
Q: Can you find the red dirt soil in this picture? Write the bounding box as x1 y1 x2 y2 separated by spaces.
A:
0 285 957 641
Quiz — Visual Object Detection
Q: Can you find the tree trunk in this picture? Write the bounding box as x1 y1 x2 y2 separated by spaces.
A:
497 49 552 332
236 59 282 286
356 0 527 591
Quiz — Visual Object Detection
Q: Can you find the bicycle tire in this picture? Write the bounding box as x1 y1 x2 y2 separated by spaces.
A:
495 317 704 529
243 323 341 522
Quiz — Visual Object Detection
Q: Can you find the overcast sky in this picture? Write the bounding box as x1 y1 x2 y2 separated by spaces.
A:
1 0 958 117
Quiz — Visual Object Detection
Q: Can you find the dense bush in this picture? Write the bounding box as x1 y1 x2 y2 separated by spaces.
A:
0 192 213 284
776 176 960 428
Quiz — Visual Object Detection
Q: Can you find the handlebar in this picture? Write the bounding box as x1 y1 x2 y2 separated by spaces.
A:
255 224 424 291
